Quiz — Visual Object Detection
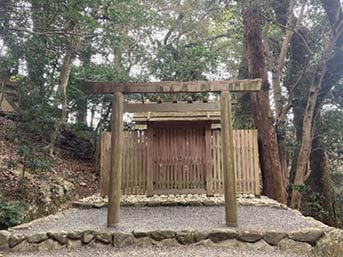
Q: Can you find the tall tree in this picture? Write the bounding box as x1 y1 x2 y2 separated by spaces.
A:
291 0 343 209
242 3 286 204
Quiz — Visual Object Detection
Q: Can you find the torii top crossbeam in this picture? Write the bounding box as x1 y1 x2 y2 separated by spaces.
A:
83 79 262 228
83 79 262 94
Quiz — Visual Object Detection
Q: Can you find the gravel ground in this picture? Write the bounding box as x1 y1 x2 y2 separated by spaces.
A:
16 206 313 234
5 246 310 257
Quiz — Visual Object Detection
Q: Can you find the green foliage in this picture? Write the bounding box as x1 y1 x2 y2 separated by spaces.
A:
0 197 26 229
300 185 329 221
321 109 343 169
68 122 94 139
16 144 52 173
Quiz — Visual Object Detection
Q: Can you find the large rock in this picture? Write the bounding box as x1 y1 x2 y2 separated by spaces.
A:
135 237 153 247
263 231 287 246
47 232 68 245
176 231 196 245
9 234 26 248
37 239 63 251
59 129 94 160
67 231 82 240
62 181 76 199
96 232 112 244
238 230 263 243
289 228 324 245
67 239 83 249
197 239 215 246
149 230 176 241
27 233 48 244
9 240 39 252
112 233 135 248
194 231 208 242
0 230 10 251
82 231 95 244
208 229 237 243
218 239 274 251
157 238 179 246
313 229 343 257
278 238 312 255
132 231 148 238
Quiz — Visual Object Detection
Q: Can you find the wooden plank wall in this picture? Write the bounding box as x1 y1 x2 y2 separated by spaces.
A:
100 131 147 197
100 129 261 196
152 127 207 195
210 129 260 195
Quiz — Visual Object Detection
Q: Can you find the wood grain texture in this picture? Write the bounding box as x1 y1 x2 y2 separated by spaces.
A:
221 91 237 226
100 129 260 196
124 102 220 113
83 79 262 94
107 92 124 227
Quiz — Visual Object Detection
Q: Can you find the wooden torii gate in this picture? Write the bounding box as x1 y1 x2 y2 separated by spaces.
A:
83 79 262 227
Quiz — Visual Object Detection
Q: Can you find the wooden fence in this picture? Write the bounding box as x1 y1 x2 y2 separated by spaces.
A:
100 129 260 196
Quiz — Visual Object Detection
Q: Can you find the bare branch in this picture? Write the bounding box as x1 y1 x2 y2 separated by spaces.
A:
9 26 98 38
260 13 314 55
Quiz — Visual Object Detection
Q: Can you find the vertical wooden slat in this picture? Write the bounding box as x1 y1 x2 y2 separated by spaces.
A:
248 130 254 193
213 130 218 193
253 130 260 195
221 91 237 227
138 131 142 194
168 129 171 190
219 130 223 192
143 131 147 194
147 127 153 196
121 133 126 195
241 131 245 193
246 130 250 193
132 132 136 194
232 130 238 193
100 133 111 197
205 124 213 195
240 130 244 193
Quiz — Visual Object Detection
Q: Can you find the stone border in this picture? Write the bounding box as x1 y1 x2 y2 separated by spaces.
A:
71 194 289 210
0 227 326 255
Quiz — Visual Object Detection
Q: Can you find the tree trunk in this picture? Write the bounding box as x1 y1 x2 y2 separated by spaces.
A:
76 102 88 124
306 127 338 226
290 7 343 207
290 64 326 208
242 6 286 204
48 51 74 156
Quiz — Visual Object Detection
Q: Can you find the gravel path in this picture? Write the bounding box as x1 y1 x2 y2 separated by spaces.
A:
17 206 312 234
6 246 310 257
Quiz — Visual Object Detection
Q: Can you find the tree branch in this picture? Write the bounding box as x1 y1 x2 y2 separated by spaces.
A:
260 13 314 55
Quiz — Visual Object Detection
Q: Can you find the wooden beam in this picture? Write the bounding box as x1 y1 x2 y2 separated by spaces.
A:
107 92 124 227
124 102 220 113
83 79 262 94
220 91 238 227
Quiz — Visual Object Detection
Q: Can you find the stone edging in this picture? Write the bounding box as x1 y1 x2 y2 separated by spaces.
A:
0 227 326 255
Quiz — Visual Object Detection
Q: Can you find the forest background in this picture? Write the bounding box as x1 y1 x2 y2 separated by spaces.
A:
0 0 342 228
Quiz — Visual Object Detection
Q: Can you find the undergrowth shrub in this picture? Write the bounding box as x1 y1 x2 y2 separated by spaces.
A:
0 197 26 229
